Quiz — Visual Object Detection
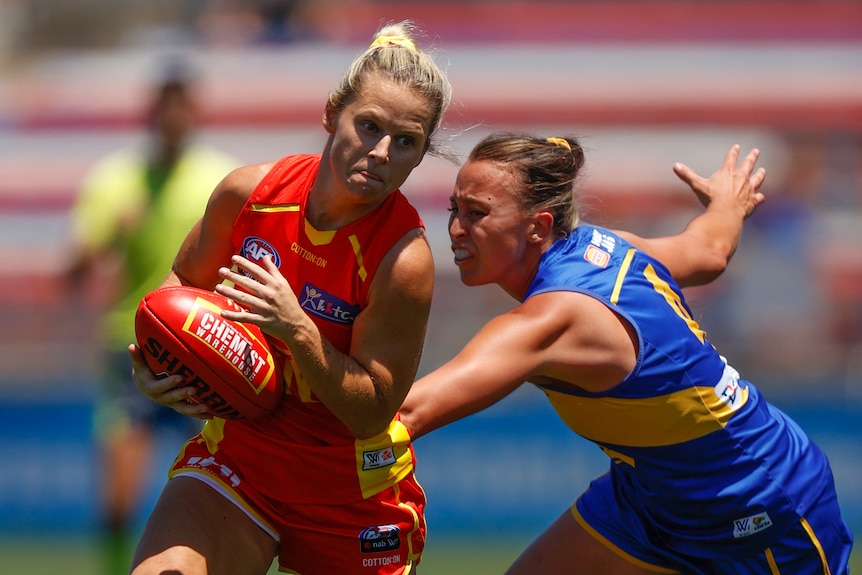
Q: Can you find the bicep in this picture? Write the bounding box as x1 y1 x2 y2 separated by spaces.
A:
400 291 638 438
349 229 435 408
615 230 726 287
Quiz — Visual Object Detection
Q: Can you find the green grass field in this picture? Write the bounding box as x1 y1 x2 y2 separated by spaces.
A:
0 533 858 574
0 533 530 574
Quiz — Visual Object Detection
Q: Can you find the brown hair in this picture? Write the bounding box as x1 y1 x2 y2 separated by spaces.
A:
469 132 586 237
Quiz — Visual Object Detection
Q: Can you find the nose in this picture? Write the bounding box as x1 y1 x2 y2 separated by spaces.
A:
448 211 465 239
371 135 392 163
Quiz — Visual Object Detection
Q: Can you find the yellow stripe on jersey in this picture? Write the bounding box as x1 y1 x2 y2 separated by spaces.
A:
348 234 368 281
610 248 636 305
644 263 707 344
542 382 748 447
355 419 414 499
304 220 337 246
249 203 300 213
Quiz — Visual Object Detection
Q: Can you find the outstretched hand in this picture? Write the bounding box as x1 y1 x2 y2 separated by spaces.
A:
673 144 766 218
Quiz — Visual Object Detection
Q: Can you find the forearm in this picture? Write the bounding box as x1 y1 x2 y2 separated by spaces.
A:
618 200 745 288
284 315 406 439
400 360 522 441
399 379 462 441
676 198 746 284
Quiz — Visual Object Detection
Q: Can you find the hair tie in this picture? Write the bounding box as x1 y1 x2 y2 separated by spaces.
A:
546 137 571 151
369 35 417 51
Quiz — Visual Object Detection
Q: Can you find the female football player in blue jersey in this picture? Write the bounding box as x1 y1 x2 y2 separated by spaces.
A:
398 134 853 574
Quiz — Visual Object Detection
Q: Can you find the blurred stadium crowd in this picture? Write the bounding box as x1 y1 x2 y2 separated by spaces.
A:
0 2 860 567
1 0 860 397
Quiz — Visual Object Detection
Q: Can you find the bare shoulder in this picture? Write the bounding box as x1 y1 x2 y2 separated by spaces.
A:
520 290 632 344
516 290 611 328
371 227 434 302
516 291 637 392
209 162 274 208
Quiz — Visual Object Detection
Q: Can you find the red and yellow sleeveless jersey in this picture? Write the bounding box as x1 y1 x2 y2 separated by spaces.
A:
195 154 425 504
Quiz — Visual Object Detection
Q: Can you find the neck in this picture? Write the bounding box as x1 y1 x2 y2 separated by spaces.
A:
505 239 554 302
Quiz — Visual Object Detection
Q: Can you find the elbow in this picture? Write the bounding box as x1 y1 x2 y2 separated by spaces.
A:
707 240 736 278
704 250 731 281
350 419 392 441
397 402 421 441
341 413 394 440
345 400 403 440
678 248 731 288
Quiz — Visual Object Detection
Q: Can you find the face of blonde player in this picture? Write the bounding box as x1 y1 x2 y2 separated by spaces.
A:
324 72 432 211
448 159 541 300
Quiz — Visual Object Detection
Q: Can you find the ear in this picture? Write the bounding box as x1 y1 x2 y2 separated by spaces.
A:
322 105 337 134
528 211 555 243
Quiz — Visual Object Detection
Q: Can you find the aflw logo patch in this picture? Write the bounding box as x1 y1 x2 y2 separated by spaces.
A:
362 447 397 470
732 511 773 538
300 282 359 325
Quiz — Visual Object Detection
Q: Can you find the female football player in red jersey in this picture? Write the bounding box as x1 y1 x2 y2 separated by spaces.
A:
128 20 451 575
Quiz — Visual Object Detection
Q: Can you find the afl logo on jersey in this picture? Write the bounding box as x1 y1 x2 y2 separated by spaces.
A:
241 237 281 267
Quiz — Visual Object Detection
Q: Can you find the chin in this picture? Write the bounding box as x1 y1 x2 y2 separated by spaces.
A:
458 270 489 287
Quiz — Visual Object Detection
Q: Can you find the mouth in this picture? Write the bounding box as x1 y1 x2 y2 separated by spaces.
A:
358 169 383 183
452 247 471 264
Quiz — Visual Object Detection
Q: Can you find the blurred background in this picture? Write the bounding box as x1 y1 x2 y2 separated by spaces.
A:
0 0 860 573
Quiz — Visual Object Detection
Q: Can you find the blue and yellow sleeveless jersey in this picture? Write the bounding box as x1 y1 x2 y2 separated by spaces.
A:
526 224 835 558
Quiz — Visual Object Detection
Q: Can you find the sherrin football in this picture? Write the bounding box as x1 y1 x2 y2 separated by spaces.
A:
135 285 283 419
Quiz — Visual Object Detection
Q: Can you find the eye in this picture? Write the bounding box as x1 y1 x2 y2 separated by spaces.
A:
396 135 416 148
360 121 379 134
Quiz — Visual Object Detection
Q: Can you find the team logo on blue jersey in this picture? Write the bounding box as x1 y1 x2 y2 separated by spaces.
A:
732 511 773 538
585 229 615 268
584 244 610 268
358 524 401 554
300 282 359 325
590 229 617 252
241 236 281 267
714 360 746 411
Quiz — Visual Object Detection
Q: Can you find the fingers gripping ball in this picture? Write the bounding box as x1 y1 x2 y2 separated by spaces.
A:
135 285 283 419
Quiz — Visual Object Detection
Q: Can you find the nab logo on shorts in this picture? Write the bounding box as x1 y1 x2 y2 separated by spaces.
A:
300 282 359 325
358 524 401 554
241 236 281 267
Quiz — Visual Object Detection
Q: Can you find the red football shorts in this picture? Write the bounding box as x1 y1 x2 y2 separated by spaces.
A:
170 436 427 574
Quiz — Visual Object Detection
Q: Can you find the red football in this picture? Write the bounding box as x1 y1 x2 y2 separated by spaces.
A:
135 285 283 419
